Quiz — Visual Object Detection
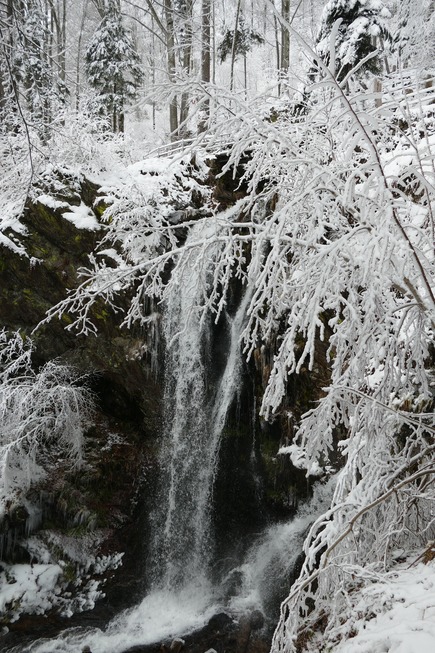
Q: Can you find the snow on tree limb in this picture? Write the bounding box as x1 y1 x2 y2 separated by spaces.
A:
31 24 435 652
0 331 94 514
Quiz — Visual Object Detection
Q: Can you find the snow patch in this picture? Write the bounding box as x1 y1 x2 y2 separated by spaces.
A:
333 557 435 653
0 564 63 621
36 194 70 210
278 443 324 476
0 532 124 624
62 202 100 230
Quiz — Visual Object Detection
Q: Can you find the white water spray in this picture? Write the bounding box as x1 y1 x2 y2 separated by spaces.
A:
228 476 336 616
6 218 336 652
10 480 335 653
151 220 252 591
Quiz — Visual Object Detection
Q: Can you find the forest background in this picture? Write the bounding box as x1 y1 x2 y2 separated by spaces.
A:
2 1 435 652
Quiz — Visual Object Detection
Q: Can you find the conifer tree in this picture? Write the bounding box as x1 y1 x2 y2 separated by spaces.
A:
22 2 67 137
218 14 264 92
85 0 143 133
1 0 67 139
217 16 264 64
316 0 391 81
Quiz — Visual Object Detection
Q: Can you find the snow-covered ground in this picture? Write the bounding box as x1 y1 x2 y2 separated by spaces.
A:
0 532 123 625
307 552 435 653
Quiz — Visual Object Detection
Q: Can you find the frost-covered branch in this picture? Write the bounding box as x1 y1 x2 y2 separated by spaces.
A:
0 331 94 515
30 30 435 652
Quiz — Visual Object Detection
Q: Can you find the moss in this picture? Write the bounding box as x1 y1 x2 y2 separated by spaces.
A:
95 309 110 321
94 201 110 219
0 174 160 577
67 523 92 537
62 562 78 584
33 202 61 232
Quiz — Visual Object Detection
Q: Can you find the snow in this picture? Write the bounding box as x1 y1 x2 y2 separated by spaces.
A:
333 557 435 653
2 8 435 653
278 443 324 476
36 194 69 210
0 564 63 621
0 232 27 255
61 202 100 230
0 533 123 624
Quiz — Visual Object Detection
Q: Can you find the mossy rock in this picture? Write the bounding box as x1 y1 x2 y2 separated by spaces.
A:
0 173 162 581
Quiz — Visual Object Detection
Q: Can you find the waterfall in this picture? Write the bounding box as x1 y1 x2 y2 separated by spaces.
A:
227 476 336 617
10 481 336 653
151 220 252 591
7 219 335 653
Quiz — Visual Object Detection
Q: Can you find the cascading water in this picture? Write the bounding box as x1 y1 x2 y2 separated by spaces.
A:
151 234 212 590
5 220 335 653
227 476 336 617
150 220 253 593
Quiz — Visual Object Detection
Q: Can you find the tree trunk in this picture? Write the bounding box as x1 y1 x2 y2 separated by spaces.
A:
76 0 90 110
230 0 242 92
164 0 178 140
59 0 66 83
280 0 290 94
0 1 9 117
274 12 280 95
374 77 382 108
179 0 193 136
0 0 21 129
198 0 211 132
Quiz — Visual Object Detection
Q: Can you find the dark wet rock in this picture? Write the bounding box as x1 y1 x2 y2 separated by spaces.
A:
0 172 162 621
169 638 185 653
206 612 233 631
221 569 244 600
119 609 271 653
249 610 265 631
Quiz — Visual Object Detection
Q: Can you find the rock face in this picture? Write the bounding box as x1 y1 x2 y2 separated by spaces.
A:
0 172 159 420
0 160 330 649
0 168 162 623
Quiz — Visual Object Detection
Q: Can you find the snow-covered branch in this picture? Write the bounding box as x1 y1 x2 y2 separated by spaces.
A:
0 330 94 516
31 41 435 653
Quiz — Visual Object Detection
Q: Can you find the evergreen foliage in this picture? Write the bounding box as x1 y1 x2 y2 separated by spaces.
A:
316 0 391 80
1 0 67 139
85 0 144 132
218 17 264 63
22 3 67 134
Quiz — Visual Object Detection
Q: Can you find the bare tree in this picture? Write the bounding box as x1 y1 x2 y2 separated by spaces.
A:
164 0 179 138
280 0 290 91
